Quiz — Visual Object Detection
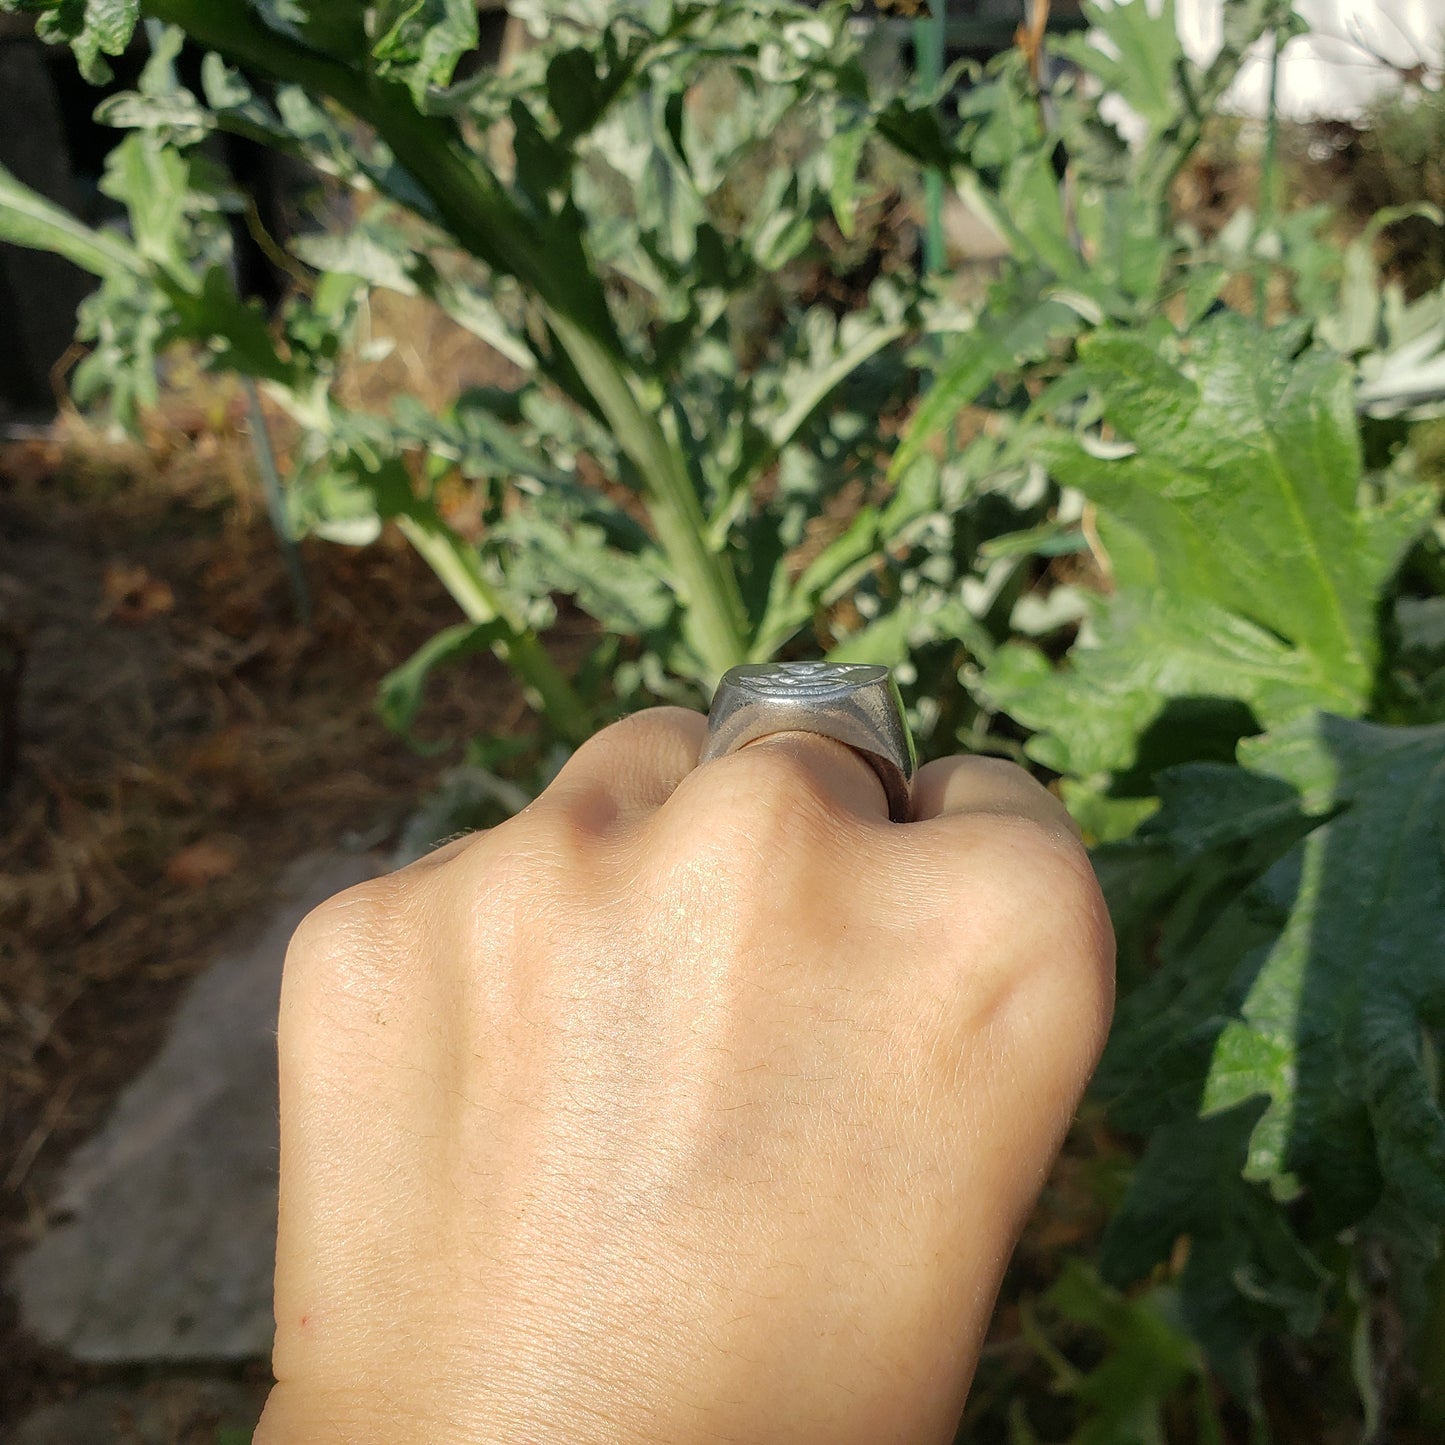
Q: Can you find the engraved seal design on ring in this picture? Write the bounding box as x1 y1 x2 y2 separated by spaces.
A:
725 661 889 702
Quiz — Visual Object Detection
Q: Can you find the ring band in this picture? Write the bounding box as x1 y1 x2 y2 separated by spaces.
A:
700 662 916 822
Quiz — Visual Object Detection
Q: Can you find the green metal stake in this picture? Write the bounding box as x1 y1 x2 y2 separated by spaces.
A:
244 378 312 628
1256 27 1283 323
914 2 948 279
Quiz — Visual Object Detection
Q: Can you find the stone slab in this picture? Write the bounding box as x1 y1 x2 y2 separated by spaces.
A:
10 851 381 1363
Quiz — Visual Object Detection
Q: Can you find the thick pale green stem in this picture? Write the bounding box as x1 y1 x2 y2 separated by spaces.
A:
547 316 749 682
398 510 592 744
362 140 749 680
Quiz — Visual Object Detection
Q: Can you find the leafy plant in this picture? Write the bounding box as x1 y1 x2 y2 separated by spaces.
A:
3 0 1444 1438
973 304 1444 1425
0 0 955 743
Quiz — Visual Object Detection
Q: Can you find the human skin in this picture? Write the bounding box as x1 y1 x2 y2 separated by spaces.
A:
255 707 1114 1445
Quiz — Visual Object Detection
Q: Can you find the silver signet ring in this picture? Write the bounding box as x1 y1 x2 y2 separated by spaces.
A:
700 662 917 822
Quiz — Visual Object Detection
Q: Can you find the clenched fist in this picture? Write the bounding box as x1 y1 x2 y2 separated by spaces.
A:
256 709 1114 1445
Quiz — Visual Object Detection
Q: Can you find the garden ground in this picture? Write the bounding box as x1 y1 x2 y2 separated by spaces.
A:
0 370 543 1436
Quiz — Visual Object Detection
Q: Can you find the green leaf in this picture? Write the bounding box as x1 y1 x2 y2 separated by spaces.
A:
873 91 953 171
983 589 1338 778
1043 316 1437 707
1200 715 1445 1224
826 592 987 669
1216 0 1307 57
1055 0 1184 138
753 457 940 659
978 521 1088 560
293 227 420 297
1101 1106 1331 1385
748 194 812 272
289 448 413 546
68 267 166 424
754 307 908 477
1074 180 1177 303
1359 319 1445 420
98 134 194 278
379 620 508 740
84 0 136 51
1000 149 1084 281
1144 762 1305 858
395 390 567 487
1043 1262 1203 1445
891 294 1084 478
244 0 365 59
294 217 535 369
370 0 479 104
112 48 208 139
1398 596 1445 658
94 85 214 144
163 266 293 384
825 123 868 239
0 160 143 279
1099 713 1445 1376
494 511 673 639
244 0 308 43
21 0 140 83
546 45 605 138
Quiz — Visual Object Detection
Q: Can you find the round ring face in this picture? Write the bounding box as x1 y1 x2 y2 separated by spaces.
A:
702 661 915 820
724 661 889 702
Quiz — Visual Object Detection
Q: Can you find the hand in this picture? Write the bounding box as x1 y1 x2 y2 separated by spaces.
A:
255 709 1114 1445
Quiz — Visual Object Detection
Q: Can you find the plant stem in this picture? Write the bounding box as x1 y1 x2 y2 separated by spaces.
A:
1256 28 1283 322
542 321 749 684
371 130 749 678
1136 0 1296 223
397 509 592 744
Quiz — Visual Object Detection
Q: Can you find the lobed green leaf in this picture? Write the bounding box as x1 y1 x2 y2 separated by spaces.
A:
0 160 143 279
986 316 1439 785
370 0 479 105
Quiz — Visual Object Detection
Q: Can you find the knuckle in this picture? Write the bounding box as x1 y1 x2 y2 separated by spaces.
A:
287 875 395 967
958 813 1115 1056
281 874 410 1026
680 744 848 844
551 706 704 800
503 795 610 872
637 748 852 919
967 755 1038 791
443 796 608 922
582 705 701 754
959 808 1084 892
942 808 1110 951
559 712 640 776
